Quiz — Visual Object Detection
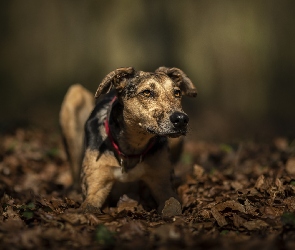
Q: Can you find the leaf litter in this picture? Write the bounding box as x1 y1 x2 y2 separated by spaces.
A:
1 129 295 249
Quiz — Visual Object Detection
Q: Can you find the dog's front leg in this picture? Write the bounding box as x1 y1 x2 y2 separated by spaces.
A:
142 151 182 216
81 149 116 210
143 175 181 215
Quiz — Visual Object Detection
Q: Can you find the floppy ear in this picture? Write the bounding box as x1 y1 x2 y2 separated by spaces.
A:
155 67 197 97
95 67 135 99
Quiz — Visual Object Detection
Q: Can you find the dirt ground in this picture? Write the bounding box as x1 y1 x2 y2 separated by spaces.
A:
1 129 295 249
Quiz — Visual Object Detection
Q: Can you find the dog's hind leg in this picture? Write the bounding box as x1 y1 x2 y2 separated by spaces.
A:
60 84 94 189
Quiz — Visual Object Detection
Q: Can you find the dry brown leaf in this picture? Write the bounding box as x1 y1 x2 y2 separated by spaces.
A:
274 178 283 191
232 214 246 228
0 210 25 231
193 164 204 178
211 200 246 227
214 200 246 213
43 227 69 241
255 175 265 190
19 228 42 249
211 207 227 227
286 157 295 176
243 219 269 230
230 181 244 190
198 209 211 219
283 197 295 211
119 221 146 240
161 197 182 217
260 206 284 217
61 212 89 225
244 200 259 216
117 194 139 213
151 224 182 243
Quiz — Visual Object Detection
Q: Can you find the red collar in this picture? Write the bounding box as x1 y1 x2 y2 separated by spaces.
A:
104 96 155 166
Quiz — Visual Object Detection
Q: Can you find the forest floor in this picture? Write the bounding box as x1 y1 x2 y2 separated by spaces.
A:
1 129 295 249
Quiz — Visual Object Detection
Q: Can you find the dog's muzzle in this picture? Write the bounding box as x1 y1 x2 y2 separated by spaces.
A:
169 112 189 134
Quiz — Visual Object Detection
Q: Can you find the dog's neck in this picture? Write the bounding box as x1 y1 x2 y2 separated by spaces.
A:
118 126 154 155
109 102 155 157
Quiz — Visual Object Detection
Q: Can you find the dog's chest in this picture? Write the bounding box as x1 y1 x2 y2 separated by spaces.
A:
113 162 145 183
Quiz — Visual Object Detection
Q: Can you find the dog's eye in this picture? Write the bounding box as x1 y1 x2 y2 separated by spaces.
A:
141 89 153 98
174 89 182 98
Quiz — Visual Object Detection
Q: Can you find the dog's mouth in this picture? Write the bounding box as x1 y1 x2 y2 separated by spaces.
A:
146 128 187 137
168 132 186 138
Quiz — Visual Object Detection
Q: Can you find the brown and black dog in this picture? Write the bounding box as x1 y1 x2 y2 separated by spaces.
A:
60 67 197 216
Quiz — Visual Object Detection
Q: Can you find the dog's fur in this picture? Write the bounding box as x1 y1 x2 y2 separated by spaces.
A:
60 67 197 215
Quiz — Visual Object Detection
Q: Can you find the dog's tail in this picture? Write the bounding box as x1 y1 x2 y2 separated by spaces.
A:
59 84 94 189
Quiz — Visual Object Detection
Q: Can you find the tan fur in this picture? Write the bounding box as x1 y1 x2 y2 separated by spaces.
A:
81 149 117 209
81 146 176 213
121 74 183 140
60 84 94 187
60 67 197 215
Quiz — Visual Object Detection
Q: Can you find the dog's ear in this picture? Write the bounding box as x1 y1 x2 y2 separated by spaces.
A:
155 67 197 97
95 67 135 98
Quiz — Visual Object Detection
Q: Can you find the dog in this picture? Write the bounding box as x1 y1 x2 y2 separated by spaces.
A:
60 67 197 216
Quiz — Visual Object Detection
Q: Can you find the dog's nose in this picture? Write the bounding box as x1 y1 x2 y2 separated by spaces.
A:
170 112 189 129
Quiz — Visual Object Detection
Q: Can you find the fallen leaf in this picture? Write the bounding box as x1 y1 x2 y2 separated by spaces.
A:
286 158 295 176
119 221 146 240
243 220 268 230
117 195 139 213
283 197 295 211
151 224 182 243
260 206 283 217
244 200 259 216
162 197 182 217
193 164 204 178
231 181 244 190
232 213 246 228
19 228 42 249
211 207 227 227
255 175 265 190
214 200 246 213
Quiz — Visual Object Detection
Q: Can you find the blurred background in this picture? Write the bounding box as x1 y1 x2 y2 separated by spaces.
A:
0 0 294 141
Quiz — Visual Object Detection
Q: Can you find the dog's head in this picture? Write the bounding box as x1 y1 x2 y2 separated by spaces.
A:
95 67 197 137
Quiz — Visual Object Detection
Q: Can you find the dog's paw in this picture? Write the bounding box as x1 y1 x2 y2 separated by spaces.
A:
80 202 102 214
161 197 182 217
